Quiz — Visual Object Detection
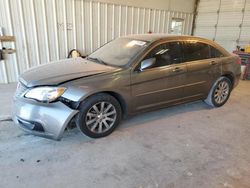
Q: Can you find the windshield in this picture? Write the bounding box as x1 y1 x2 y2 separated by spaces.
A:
88 38 149 67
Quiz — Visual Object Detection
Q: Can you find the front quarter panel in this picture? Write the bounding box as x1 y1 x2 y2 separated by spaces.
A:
61 69 132 111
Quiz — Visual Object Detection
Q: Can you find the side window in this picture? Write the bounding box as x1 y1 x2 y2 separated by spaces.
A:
143 41 183 69
210 46 224 58
183 42 210 62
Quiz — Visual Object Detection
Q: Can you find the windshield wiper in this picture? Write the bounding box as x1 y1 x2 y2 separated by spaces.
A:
87 57 108 65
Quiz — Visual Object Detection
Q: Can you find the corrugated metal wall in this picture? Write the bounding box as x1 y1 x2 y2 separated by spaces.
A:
0 0 193 84
194 0 250 52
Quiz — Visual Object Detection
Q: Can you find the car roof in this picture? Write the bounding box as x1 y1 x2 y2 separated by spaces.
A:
122 34 230 56
122 34 205 42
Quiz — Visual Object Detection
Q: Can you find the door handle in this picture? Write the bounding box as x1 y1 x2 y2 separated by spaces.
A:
210 61 217 65
172 67 182 72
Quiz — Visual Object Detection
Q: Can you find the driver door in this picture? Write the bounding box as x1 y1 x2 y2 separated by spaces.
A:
131 41 187 112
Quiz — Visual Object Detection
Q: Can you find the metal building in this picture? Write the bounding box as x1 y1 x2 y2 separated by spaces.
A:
0 0 194 84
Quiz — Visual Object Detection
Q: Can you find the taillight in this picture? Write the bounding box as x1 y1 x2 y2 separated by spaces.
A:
236 57 241 65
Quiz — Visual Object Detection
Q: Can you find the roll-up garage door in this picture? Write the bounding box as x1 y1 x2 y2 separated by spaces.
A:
194 0 250 52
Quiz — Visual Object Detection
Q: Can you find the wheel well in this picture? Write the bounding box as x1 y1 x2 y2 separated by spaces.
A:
222 74 234 86
80 91 128 117
104 91 127 117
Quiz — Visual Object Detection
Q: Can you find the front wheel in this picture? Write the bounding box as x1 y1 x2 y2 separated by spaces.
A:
76 93 122 138
204 77 232 107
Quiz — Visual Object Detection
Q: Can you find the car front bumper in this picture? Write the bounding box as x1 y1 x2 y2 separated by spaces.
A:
12 97 78 140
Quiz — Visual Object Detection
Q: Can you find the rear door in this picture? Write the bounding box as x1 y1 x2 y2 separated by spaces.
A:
182 41 222 99
131 41 187 112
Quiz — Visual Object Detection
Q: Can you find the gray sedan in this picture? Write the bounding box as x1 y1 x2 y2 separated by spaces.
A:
12 34 241 140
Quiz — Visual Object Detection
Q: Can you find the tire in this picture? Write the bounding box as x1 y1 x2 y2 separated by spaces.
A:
76 93 122 138
204 76 232 107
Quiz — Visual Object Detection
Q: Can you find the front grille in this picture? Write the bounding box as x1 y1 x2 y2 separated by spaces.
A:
15 82 28 98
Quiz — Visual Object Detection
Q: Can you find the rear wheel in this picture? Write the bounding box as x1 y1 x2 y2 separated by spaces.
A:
204 77 232 107
76 93 122 138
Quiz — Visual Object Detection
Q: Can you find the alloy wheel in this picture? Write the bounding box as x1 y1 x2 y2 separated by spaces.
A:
85 102 117 134
214 80 230 104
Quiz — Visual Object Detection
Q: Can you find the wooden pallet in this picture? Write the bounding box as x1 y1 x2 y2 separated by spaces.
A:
0 36 15 42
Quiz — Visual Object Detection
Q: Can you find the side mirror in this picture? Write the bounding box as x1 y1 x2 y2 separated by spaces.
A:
140 57 156 71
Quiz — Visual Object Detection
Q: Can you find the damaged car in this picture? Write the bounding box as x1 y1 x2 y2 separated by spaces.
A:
12 34 241 140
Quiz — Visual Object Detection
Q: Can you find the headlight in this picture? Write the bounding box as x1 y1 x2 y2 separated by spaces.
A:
25 87 66 103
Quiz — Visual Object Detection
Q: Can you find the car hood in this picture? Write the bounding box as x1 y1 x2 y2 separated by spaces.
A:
19 57 116 87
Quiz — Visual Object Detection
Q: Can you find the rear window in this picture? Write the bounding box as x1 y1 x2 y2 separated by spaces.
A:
210 46 224 58
183 41 210 62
